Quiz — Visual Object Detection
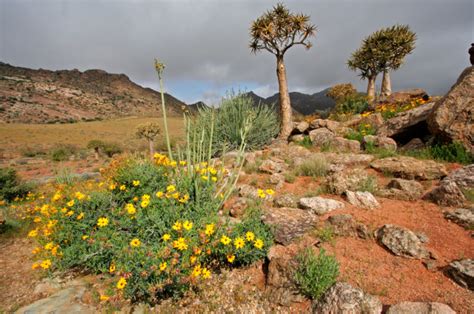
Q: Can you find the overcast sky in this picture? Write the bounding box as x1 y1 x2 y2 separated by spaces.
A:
1 0 473 105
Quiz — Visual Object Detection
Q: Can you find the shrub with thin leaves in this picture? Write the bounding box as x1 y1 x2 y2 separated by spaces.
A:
0 167 33 202
295 155 329 177
294 248 339 300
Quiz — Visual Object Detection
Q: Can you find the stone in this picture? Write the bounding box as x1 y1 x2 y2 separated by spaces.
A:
33 278 62 296
331 137 361 153
401 138 426 151
298 197 345 215
385 88 428 103
273 194 298 208
238 184 259 199
324 153 375 167
325 168 371 195
262 207 318 245
443 164 474 189
428 66 474 154
448 259 474 291
371 156 448 180
309 119 341 133
294 121 310 134
426 181 466 207
375 224 430 259
228 197 248 218
309 128 335 147
345 191 380 209
312 282 382 314
326 214 370 239
290 134 305 143
378 178 424 201
386 301 456 314
258 159 286 174
444 208 474 229
363 135 397 151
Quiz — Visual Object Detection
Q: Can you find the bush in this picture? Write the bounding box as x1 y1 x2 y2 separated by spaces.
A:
326 83 357 104
294 248 339 300
50 144 78 162
334 94 369 115
403 141 473 165
191 91 279 153
102 142 123 157
0 167 32 202
295 155 329 177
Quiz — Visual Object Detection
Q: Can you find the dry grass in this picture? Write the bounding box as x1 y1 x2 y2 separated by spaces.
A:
0 116 184 155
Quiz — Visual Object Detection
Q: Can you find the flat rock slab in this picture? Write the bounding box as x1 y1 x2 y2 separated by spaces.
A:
262 207 318 245
448 259 474 291
345 191 380 209
371 156 448 180
375 224 430 259
444 208 474 229
379 178 425 201
298 197 345 215
15 285 94 314
312 282 382 314
386 301 456 314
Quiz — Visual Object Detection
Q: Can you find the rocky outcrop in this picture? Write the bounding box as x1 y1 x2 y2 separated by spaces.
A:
298 197 345 215
309 128 335 146
371 156 448 180
344 191 380 209
428 66 474 154
362 135 397 151
326 214 370 239
378 178 425 201
385 88 428 103
448 259 474 291
258 159 286 174
375 224 430 259
273 194 298 208
312 282 382 314
262 207 318 245
325 168 374 195
444 208 474 229
386 302 456 314
426 164 473 207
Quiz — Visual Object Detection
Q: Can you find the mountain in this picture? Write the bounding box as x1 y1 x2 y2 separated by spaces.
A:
187 101 210 112
263 88 335 115
0 62 186 124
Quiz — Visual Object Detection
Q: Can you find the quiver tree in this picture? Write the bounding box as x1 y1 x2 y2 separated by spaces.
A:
87 140 105 160
250 3 316 139
347 44 381 103
368 25 416 97
135 122 161 158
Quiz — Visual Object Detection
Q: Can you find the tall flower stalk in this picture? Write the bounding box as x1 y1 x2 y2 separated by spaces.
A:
154 59 172 159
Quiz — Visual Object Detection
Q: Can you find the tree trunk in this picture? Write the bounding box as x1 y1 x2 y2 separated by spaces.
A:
94 148 99 161
381 70 392 97
276 55 292 140
148 140 155 159
366 75 376 103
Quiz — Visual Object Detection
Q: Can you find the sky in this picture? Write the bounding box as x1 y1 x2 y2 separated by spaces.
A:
1 0 473 105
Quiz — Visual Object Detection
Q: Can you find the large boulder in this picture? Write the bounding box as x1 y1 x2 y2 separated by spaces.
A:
344 191 380 209
325 168 373 195
309 119 341 133
312 282 382 314
363 135 397 151
444 208 474 229
309 128 336 147
326 214 370 239
386 302 456 314
375 224 430 259
448 259 474 291
378 178 424 201
428 66 474 154
426 164 474 207
331 137 361 153
371 156 448 180
385 88 428 103
298 197 345 215
262 207 318 245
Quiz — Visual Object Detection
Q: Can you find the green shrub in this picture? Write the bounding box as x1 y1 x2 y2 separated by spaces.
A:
334 94 369 115
102 142 123 157
296 136 313 149
294 248 339 300
295 155 329 178
54 167 76 186
21 146 47 158
0 167 33 202
50 144 77 162
429 142 473 164
356 175 378 194
191 91 279 153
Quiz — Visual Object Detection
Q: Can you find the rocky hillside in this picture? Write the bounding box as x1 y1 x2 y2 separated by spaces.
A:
0 62 186 123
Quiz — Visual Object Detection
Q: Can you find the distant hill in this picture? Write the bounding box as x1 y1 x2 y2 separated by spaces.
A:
187 101 210 112
0 62 186 124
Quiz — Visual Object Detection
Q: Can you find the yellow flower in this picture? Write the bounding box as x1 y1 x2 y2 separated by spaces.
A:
142 194 150 201
159 262 167 271
116 277 127 289
171 192 180 199
82 235 89 240
234 237 245 249
190 256 197 264
40 259 52 269
201 175 209 181
76 212 84 220
97 217 109 227
170 161 177 167
61 207 68 213
220 235 231 245
211 176 217 182
166 185 176 193
172 237 188 251
32 247 41 254
192 265 202 277
178 194 189 203
205 223 215 236
32 263 40 270
179 160 186 166
67 200 75 207
75 192 86 200
109 264 116 273
100 295 109 302
125 203 136 215
34 217 42 223
140 199 150 208
28 229 38 237
44 242 54 250
130 238 141 247
133 196 139 202
172 221 182 231
254 238 264 249
132 180 140 187
257 189 266 199
201 267 211 279
162 234 171 241
43 228 52 236
155 191 164 198
119 185 126 191
227 254 235 263
183 220 193 231
66 210 74 217
265 189 275 196
246 231 255 242
109 183 117 190
52 192 62 202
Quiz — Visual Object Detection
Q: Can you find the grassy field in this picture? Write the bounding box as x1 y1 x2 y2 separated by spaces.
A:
0 116 185 155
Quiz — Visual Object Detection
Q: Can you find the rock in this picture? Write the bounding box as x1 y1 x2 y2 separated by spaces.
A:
273 194 298 208
448 259 474 291
326 214 370 239
290 134 306 143
378 178 424 201
377 102 435 138
309 128 336 147
363 135 397 151
375 224 430 259
294 121 310 134
371 156 448 180
325 168 372 195
298 197 345 215
331 137 361 153
444 208 474 229
258 159 286 174
33 278 62 296
238 184 259 199
228 197 248 218
312 282 382 314
386 301 456 314
443 164 474 189
343 113 384 130
428 66 474 154
324 153 375 167
309 119 341 133
386 88 428 103
401 138 426 151
345 191 380 209
262 207 318 245
15 285 94 314
426 181 466 207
